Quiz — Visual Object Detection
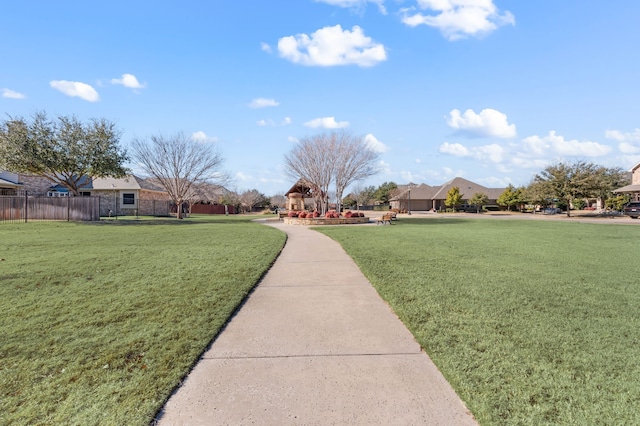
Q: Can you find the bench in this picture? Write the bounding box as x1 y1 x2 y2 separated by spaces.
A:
376 213 393 225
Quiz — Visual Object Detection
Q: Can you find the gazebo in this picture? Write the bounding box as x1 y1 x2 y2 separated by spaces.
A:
284 180 312 211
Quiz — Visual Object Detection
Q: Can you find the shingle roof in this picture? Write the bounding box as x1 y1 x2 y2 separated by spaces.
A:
91 175 166 192
390 177 505 201
0 177 21 188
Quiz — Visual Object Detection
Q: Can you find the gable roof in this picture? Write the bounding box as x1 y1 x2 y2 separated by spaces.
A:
285 180 312 197
90 175 166 192
390 177 505 201
0 177 22 189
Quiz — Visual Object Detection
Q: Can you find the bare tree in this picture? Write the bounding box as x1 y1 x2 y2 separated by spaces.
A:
283 131 380 214
270 194 287 209
284 132 335 214
333 131 380 213
131 132 226 219
239 189 267 213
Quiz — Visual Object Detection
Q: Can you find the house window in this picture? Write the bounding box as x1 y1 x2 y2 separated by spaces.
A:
79 191 91 197
122 193 135 205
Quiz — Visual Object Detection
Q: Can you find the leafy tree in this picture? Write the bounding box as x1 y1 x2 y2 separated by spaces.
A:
605 194 630 211
593 166 629 205
497 184 525 211
352 184 376 210
342 195 357 209
468 192 489 213
445 186 463 211
533 161 602 217
131 132 226 219
522 180 552 213
0 111 129 195
374 181 397 204
572 198 586 210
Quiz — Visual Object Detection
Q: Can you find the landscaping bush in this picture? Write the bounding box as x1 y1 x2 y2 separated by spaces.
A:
344 211 353 218
288 211 298 217
312 211 319 218
298 212 307 218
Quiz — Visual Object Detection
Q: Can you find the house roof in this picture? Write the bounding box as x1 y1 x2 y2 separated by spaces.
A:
0 170 21 188
391 183 438 201
91 175 166 192
613 184 640 193
0 177 22 188
390 177 505 202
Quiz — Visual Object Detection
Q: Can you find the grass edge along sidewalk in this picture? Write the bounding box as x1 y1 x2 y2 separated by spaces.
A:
316 217 640 425
0 215 286 425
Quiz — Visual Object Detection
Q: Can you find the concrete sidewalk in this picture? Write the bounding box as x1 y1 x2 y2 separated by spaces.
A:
156 221 477 425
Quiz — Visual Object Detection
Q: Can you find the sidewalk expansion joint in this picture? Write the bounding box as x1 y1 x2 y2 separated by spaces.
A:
202 352 422 360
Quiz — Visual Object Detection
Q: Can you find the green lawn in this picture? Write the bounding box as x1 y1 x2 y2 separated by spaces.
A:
316 218 640 425
0 215 286 425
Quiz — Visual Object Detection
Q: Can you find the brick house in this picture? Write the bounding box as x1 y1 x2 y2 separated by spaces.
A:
390 177 505 212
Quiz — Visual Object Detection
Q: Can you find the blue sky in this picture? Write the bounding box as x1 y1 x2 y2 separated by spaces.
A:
2 1 639 196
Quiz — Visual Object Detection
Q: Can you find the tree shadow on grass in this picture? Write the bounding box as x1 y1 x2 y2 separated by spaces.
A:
85 216 259 227
397 217 475 226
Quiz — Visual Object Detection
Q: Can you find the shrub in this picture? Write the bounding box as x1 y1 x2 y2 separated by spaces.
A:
344 211 353 218
288 211 298 217
298 212 306 218
312 211 320 218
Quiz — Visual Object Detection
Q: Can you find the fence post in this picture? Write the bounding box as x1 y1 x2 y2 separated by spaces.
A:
67 195 70 221
25 191 28 223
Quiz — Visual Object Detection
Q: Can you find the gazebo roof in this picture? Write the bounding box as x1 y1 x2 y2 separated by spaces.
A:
284 180 312 197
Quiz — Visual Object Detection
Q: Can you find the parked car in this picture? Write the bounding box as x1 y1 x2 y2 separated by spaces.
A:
543 207 563 214
623 201 640 219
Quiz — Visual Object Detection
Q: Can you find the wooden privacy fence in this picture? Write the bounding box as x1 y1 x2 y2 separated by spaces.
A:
0 195 100 223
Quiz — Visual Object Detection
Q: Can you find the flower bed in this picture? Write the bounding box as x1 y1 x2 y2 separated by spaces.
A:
283 210 369 225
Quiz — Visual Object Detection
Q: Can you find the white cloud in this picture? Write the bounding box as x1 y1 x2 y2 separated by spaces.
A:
235 171 252 182
282 117 292 125
111 73 146 89
522 131 611 157
278 24 387 67
447 108 516 138
249 98 279 108
2 88 26 99
606 128 640 154
619 143 640 154
315 0 387 14
303 116 350 129
402 0 515 40
439 141 504 163
474 143 506 163
439 142 470 157
260 42 272 53
364 133 389 153
49 80 99 102
257 119 275 127
288 136 299 143
191 131 218 143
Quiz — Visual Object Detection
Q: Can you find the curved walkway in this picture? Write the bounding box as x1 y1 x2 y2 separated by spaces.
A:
156 220 477 425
